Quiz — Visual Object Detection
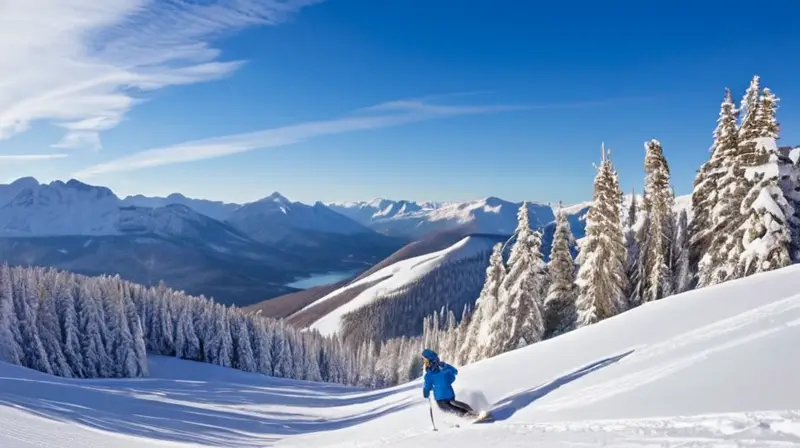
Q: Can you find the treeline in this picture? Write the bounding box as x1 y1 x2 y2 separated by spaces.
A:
0 264 373 386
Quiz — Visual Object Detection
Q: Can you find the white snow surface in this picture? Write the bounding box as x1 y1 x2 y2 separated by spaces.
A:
304 235 497 336
2 264 800 447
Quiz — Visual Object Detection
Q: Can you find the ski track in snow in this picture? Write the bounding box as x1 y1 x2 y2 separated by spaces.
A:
3 266 800 446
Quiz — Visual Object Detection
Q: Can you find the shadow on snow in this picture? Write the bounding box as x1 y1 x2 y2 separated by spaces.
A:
0 359 418 447
489 349 635 421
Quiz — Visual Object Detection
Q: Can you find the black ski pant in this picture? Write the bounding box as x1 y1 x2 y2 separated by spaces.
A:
436 399 476 418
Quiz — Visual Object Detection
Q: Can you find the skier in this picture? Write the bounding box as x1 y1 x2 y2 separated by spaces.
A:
421 349 482 420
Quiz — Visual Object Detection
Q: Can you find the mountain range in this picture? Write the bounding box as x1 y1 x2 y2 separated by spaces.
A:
328 196 557 238
0 176 690 310
0 178 404 306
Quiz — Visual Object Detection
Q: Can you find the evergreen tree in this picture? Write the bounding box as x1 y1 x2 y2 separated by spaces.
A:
35 283 71 377
15 279 53 374
494 203 548 351
543 204 577 338
0 266 22 365
56 275 83 377
575 146 628 327
175 301 200 360
641 139 676 302
459 243 505 364
735 137 792 276
698 88 744 286
724 79 791 279
232 311 257 373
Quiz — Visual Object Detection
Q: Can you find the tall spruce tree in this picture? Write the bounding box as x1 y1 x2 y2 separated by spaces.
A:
688 88 743 289
641 139 676 302
543 204 577 338
733 84 792 277
697 87 743 286
575 146 628 327
502 227 548 350
459 243 506 364
487 203 547 355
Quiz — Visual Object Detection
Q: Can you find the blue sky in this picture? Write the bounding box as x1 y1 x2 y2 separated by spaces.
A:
1 0 799 205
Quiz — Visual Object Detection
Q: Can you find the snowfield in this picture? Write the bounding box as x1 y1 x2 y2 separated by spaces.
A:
3 265 800 447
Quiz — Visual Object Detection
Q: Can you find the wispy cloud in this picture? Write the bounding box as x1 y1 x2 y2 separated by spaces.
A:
0 154 68 161
73 97 526 177
0 0 320 151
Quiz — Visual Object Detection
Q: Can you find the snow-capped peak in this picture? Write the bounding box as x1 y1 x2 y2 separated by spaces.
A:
262 191 291 205
9 176 39 189
0 179 121 235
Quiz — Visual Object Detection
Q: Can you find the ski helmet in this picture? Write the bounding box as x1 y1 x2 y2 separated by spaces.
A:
422 349 439 361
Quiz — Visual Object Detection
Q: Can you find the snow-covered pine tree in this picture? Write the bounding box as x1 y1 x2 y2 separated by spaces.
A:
0 266 22 366
543 203 577 339
641 139 676 302
15 278 53 375
716 79 792 279
493 203 548 352
575 145 628 327
459 242 505 364
231 310 257 373
35 281 72 377
698 87 745 286
56 274 83 377
672 209 692 294
125 294 149 377
735 144 792 275
175 300 201 360
249 315 273 375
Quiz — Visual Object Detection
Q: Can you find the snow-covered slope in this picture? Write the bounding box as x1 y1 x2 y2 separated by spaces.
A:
226 192 375 243
330 197 555 239
302 235 499 336
3 265 800 447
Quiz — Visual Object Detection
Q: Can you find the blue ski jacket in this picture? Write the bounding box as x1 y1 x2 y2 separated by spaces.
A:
423 362 458 401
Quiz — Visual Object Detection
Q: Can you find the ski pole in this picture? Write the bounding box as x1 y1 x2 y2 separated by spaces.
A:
428 398 437 431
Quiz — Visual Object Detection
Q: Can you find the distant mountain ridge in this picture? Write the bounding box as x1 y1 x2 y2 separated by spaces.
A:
328 196 556 239
0 177 404 306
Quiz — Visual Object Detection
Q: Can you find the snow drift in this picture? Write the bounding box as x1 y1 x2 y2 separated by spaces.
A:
2 264 800 447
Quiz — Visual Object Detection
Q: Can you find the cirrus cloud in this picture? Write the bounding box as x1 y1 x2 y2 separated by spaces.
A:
0 0 321 151
73 97 529 178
